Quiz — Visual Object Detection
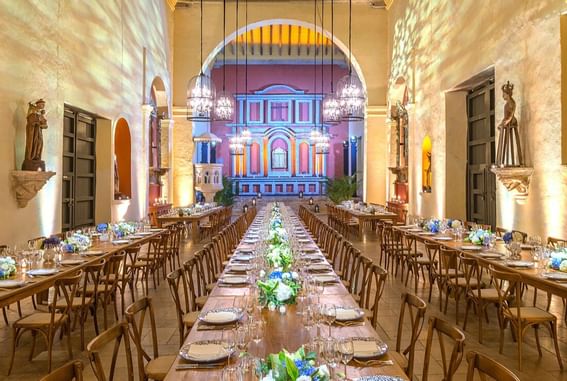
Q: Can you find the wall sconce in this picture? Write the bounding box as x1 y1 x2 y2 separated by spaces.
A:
309 197 314 205
252 198 257 206
243 204 249 214
299 191 304 199
314 204 320 213
257 192 262 199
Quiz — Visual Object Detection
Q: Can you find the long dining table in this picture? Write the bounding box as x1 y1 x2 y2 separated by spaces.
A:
339 206 398 238
0 229 166 310
393 225 567 299
157 206 223 243
164 208 409 380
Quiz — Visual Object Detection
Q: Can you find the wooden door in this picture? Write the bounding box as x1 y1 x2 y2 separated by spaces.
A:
62 106 96 231
466 81 496 228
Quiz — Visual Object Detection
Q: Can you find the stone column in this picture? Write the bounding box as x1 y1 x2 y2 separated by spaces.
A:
160 118 174 204
141 104 154 217
365 105 388 204
172 106 194 206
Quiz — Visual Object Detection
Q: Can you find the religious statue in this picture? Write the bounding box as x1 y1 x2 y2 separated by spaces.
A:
22 99 48 171
114 154 121 198
495 81 524 167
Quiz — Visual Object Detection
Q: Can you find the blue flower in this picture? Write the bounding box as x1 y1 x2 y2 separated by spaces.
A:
551 257 563 269
97 223 108 233
64 244 75 253
503 232 513 244
269 271 283 280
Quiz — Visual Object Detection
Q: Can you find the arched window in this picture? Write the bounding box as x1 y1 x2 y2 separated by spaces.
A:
250 142 261 175
204 171 210 184
271 138 288 170
422 136 432 193
299 142 309 174
213 171 220 184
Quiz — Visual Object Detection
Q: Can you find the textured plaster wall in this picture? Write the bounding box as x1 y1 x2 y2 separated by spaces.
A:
173 3 389 201
0 0 173 245
388 0 567 238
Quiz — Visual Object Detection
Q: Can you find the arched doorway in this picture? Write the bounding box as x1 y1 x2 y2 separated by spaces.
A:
148 77 170 206
114 118 131 199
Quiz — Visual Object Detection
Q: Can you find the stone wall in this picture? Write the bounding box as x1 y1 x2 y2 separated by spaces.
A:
0 0 173 245
387 0 567 238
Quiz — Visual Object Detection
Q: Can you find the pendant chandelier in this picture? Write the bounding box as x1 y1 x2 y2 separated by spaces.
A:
322 0 341 125
337 0 366 121
316 0 330 155
229 0 244 156
187 0 216 121
240 0 253 146
214 0 235 121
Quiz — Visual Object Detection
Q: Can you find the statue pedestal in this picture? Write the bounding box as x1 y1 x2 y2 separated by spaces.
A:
10 170 55 207
22 159 45 171
490 166 534 201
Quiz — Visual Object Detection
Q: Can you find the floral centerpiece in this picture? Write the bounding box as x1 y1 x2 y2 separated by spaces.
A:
257 346 330 381
266 245 293 270
96 223 108 233
111 222 136 238
466 228 493 246
0 257 17 279
447 219 462 229
42 236 61 249
424 219 441 233
549 249 567 272
64 232 91 253
257 271 301 312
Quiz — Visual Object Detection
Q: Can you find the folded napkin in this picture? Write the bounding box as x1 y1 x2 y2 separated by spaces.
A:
202 311 236 324
336 309 360 321
186 343 224 361
353 340 379 356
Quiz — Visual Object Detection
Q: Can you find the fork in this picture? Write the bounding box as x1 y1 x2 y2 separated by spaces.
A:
352 359 394 367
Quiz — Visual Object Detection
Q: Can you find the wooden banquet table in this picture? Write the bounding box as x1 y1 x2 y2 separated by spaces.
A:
157 206 223 243
0 229 165 309
164 212 409 380
393 225 567 299
339 206 398 238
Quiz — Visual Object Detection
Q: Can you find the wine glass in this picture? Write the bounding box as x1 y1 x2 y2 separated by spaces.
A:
323 338 340 370
235 324 250 354
338 338 354 380
321 304 336 337
222 329 236 367
221 366 242 381
250 318 264 344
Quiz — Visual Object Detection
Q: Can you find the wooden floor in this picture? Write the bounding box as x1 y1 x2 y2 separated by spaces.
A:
1 208 567 380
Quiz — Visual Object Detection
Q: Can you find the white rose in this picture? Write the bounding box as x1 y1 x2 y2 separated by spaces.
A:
291 271 299 280
282 272 291 280
260 270 266 278
275 282 292 302
279 305 287 314
452 220 462 229
296 376 311 381
268 302 276 311
318 365 330 378
261 370 275 381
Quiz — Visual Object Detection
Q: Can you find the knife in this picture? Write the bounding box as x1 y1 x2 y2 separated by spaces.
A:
175 363 225 370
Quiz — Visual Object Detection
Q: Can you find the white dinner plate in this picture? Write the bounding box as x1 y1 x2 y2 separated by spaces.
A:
542 272 567 281
81 250 105 256
506 261 534 268
477 252 503 259
221 275 249 285
0 280 26 289
112 240 129 245
460 245 482 251
352 337 388 359
199 308 243 325
179 341 228 363
307 263 333 272
149 229 163 232
228 264 251 273
417 232 436 236
434 236 453 241
335 307 364 322
27 269 59 276
521 244 535 250
408 228 424 233
312 274 339 284
60 259 87 265
398 225 417 229
242 239 257 244
137 232 153 236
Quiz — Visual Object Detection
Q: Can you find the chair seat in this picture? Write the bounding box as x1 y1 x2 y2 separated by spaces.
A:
441 269 464 277
183 311 200 327
14 312 67 327
196 296 208 308
477 288 500 301
505 306 556 322
416 257 432 265
449 278 480 288
206 282 216 292
145 355 177 380
54 297 90 310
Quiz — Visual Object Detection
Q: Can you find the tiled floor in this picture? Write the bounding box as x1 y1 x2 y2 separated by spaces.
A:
1 208 566 380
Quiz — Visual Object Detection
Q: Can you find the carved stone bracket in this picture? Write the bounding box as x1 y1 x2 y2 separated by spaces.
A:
388 166 408 183
490 166 534 199
10 170 55 207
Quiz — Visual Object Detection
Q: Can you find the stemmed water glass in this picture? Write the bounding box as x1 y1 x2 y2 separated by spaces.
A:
338 338 354 380
250 318 265 344
322 338 340 373
321 304 336 337
236 324 250 355
221 366 242 381
222 329 237 367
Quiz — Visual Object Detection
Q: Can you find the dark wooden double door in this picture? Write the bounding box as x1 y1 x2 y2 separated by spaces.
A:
466 81 496 228
62 106 97 231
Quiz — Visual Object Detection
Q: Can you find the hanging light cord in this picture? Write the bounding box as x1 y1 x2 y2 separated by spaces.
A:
245 0 248 114
331 0 334 92
348 0 352 76
320 0 324 132
235 0 239 133
222 0 226 91
200 0 204 73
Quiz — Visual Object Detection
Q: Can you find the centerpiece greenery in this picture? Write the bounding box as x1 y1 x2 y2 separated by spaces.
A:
466 228 494 246
214 176 235 206
64 232 91 252
326 175 356 204
257 270 301 312
0 257 17 279
257 346 330 381
549 249 567 272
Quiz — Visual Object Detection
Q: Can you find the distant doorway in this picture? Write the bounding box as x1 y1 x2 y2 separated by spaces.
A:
466 80 496 228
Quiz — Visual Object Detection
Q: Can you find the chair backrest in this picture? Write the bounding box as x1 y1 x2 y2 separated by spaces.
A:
87 322 134 381
100 253 126 293
361 264 388 328
396 293 427 379
40 360 84 381
465 351 520 381
80 260 105 304
52 272 83 319
167 268 190 345
439 247 459 279
548 236 567 249
125 297 160 379
183 257 203 311
491 268 523 320
424 242 440 274
423 316 465 381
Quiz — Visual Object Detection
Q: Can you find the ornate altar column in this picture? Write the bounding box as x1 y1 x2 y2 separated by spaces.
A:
172 106 195 206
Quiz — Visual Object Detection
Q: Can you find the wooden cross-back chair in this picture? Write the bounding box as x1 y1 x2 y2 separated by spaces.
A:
465 351 520 381
40 360 84 381
422 316 465 381
393 293 427 380
87 322 134 381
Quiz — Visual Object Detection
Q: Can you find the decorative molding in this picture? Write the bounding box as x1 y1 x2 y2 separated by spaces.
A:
166 0 177 12
388 166 408 183
367 105 388 118
490 166 534 199
10 170 55 208
384 0 395 10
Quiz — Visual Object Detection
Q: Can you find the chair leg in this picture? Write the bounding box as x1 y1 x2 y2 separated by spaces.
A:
549 321 564 370
7 327 20 375
29 331 37 360
66 321 73 359
534 325 543 357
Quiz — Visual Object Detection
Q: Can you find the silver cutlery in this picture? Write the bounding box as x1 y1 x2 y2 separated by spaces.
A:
352 359 394 367
175 362 225 370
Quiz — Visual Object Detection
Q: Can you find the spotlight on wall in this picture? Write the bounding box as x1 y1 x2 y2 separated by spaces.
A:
299 191 304 199
309 197 314 206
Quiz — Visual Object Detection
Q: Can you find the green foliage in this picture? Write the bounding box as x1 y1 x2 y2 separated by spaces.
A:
213 176 235 206
326 175 357 204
